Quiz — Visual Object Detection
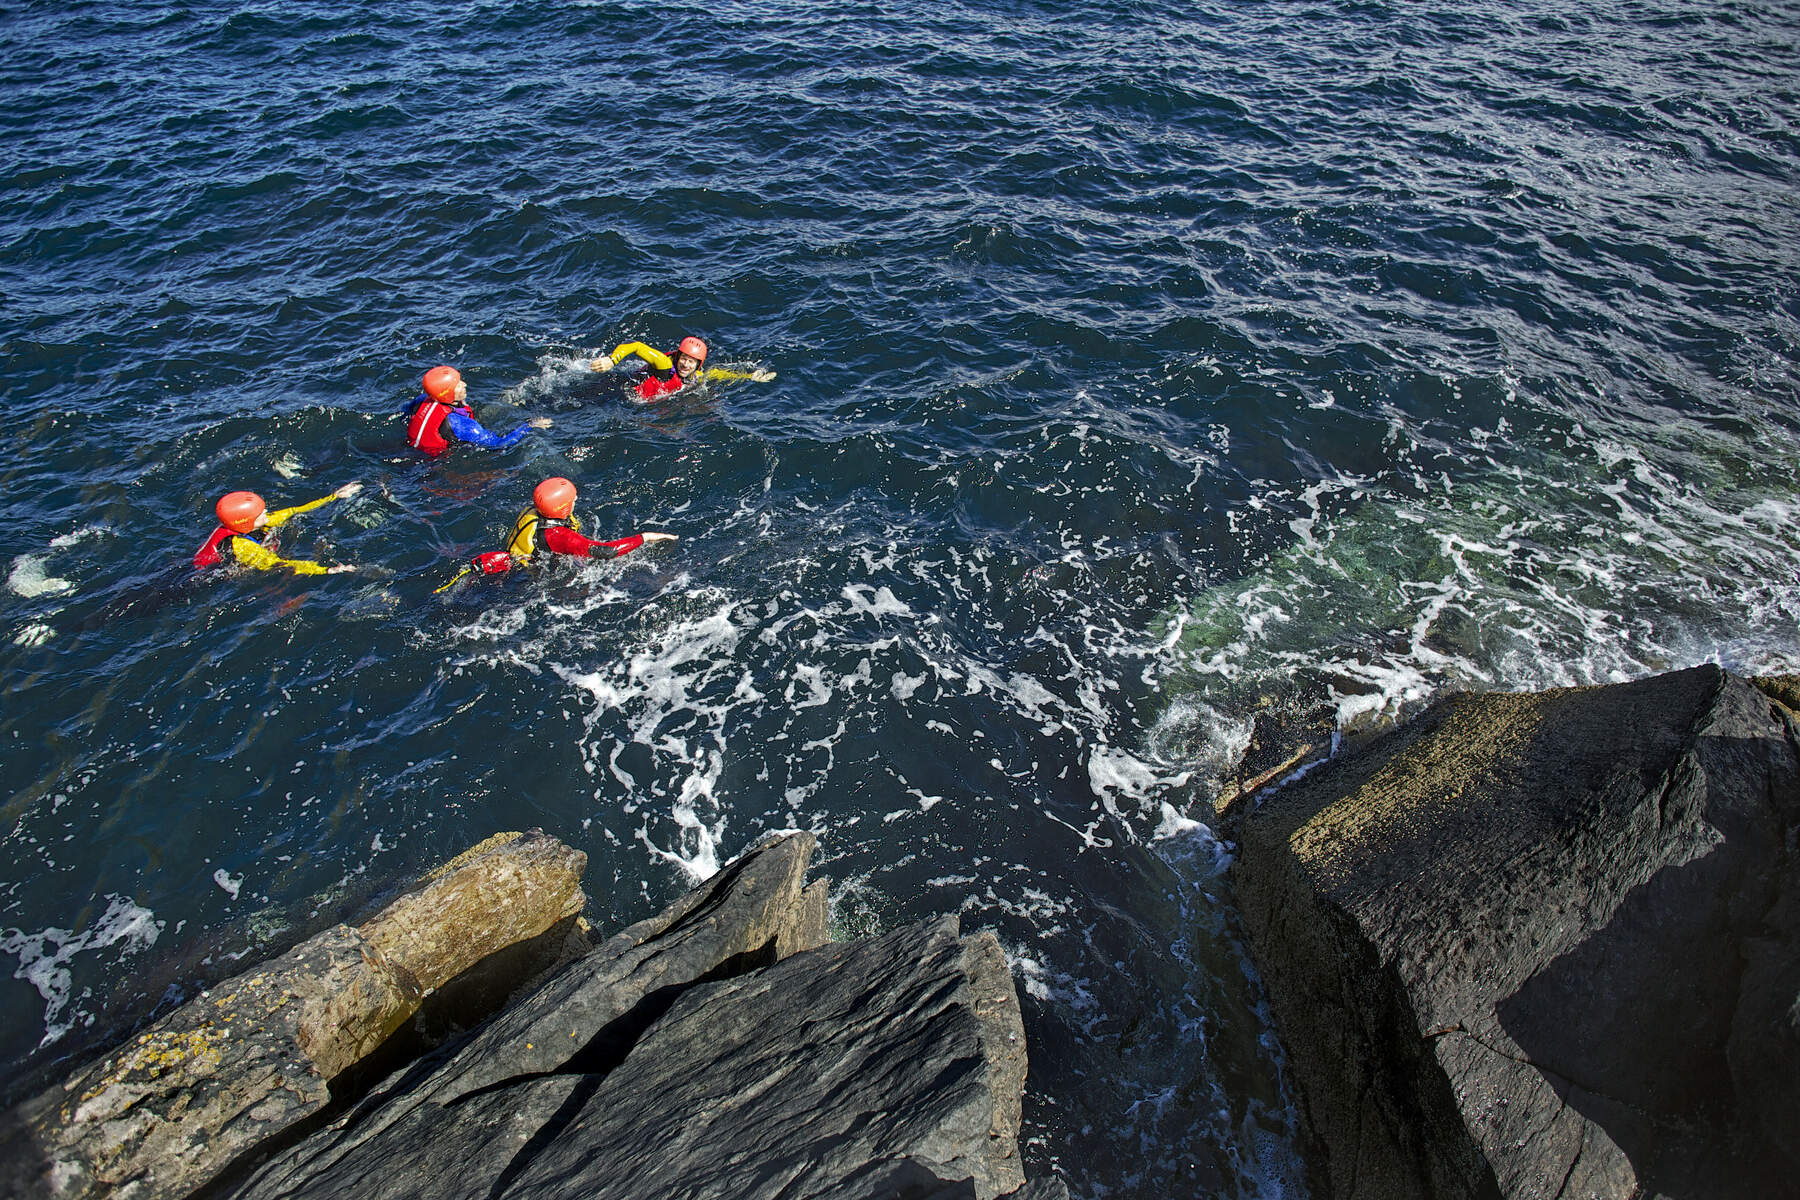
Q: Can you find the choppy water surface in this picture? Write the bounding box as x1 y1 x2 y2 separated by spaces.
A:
6 1 1800 1194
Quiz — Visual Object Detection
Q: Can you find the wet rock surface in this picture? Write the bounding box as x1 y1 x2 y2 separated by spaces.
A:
2 827 1061 1200
1232 665 1800 1200
227 830 1054 1200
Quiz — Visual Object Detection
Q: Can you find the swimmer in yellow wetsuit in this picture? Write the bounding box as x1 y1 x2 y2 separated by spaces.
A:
192 484 363 574
589 336 775 401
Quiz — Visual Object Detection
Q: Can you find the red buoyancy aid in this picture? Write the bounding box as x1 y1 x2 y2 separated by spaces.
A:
407 394 474 455
634 372 686 401
194 525 236 568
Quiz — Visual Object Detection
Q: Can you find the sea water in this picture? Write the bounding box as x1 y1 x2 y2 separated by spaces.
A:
4 2 1799 1195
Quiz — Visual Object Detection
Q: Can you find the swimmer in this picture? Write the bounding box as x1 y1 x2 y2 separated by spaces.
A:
437 477 676 590
589 336 775 401
404 365 553 455
193 484 363 575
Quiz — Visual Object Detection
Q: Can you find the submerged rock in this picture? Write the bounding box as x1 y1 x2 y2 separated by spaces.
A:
0 830 587 1200
1232 664 1800 1199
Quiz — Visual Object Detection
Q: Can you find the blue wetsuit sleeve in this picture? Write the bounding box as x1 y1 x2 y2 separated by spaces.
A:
443 409 531 450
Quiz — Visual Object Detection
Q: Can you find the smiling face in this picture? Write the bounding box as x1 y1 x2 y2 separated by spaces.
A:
674 352 701 379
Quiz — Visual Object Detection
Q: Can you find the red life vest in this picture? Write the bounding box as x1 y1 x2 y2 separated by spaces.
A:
194 526 236 568
407 394 473 455
634 372 686 401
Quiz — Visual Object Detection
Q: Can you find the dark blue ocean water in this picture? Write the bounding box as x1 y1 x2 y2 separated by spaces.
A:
6 1 1800 1194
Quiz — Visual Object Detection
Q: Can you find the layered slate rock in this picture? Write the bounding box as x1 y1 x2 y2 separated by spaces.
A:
228 830 829 1200
0 830 587 1200
230 831 1051 1200
500 916 1027 1200
1232 665 1800 1200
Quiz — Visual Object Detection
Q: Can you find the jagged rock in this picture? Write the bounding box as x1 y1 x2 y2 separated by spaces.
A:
500 916 1028 1200
1231 665 1800 1200
0 830 587 1200
229 830 1052 1200
228 830 828 1199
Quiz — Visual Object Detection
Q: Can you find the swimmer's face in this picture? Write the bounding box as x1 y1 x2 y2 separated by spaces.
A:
675 352 700 379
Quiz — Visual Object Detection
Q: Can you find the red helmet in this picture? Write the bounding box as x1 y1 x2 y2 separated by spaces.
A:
533 477 577 519
677 336 708 364
215 491 266 534
422 365 462 402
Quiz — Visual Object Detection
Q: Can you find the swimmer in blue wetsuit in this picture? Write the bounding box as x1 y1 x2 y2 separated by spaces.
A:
403 365 552 455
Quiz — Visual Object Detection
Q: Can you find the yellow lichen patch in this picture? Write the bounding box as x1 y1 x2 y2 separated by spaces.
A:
79 1024 231 1107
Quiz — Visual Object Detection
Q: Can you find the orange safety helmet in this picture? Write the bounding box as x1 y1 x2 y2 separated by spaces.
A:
533 477 577 519
677 336 708 363
215 491 266 534
422 365 463 402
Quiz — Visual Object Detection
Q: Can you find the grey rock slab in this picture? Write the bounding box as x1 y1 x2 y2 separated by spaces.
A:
500 914 1029 1200
4 925 419 1200
229 831 822 1200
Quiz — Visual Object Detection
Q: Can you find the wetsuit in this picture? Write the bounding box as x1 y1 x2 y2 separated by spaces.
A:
402 391 533 455
460 510 648 579
193 494 340 574
605 342 761 402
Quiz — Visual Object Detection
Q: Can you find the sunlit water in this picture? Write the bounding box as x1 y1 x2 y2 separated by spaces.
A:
5 2 1799 1195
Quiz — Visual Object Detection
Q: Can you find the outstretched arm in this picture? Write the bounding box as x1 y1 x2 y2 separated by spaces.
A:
444 409 533 450
265 482 362 528
591 342 672 373
541 526 677 559
699 366 777 383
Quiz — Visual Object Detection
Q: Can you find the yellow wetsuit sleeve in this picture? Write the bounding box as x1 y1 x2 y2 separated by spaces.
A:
700 367 756 382
263 493 337 528
230 536 330 575
609 342 672 371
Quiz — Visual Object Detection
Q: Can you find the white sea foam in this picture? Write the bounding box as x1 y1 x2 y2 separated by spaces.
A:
8 555 74 598
1 896 163 1047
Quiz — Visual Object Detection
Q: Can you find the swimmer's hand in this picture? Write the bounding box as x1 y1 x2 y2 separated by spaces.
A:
589 355 615 373
327 564 357 574
528 416 554 430
750 369 777 383
334 481 364 499
640 531 679 544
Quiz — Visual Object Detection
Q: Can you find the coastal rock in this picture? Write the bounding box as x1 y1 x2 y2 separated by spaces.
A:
227 830 828 1199
356 829 587 995
1232 665 1800 1199
499 916 1028 1200
0 830 587 1200
230 830 1052 1200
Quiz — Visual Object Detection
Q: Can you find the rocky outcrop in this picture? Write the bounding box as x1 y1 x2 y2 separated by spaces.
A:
0 830 588 1200
1231 665 1800 1199
226 830 1052 1200
493 917 1026 1200
2 826 1062 1200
